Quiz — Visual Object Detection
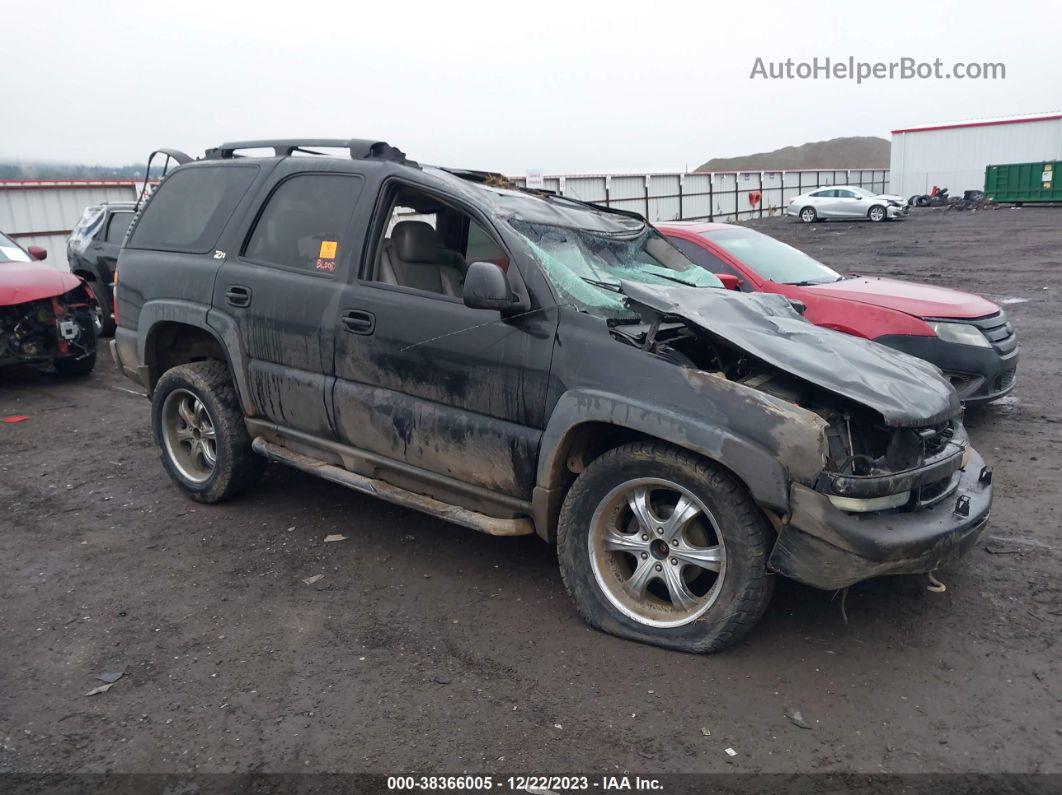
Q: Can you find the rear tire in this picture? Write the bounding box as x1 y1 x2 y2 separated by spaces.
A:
94 287 116 338
799 207 817 223
557 442 775 653
152 361 265 503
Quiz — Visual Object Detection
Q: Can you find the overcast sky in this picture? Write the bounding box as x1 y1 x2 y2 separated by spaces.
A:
3 0 1058 173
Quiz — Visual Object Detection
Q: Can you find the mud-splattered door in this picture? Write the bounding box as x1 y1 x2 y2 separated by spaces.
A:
213 168 367 438
331 284 558 500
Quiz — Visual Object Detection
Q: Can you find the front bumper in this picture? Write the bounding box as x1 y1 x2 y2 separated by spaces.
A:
875 333 1018 404
769 447 992 589
886 203 908 218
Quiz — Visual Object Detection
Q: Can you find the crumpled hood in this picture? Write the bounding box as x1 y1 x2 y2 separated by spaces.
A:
621 282 960 428
0 263 83 307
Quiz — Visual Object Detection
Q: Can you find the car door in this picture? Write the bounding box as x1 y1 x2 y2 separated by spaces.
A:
212 162 367 439
330 179 557 501
833 189 861 217
810 189 838 217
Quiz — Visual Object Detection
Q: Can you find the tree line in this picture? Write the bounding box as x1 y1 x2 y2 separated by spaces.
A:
0 162 147 180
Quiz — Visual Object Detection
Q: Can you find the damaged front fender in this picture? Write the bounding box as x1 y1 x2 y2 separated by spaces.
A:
537 386 823 517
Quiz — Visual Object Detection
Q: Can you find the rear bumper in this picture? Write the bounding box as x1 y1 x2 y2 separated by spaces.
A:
769 447 992 589
875 333 1019 404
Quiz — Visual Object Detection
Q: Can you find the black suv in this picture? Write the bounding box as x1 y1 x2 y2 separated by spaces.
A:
68 201 136 337
112 139 993 653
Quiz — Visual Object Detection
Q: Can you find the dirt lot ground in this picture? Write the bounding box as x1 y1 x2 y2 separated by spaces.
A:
1 207 1060 781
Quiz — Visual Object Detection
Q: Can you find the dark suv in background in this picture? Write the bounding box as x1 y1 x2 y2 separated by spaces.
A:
111 139 993 653
68 202 136 336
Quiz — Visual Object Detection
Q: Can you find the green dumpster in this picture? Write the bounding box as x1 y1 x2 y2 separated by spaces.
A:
984 161 1062 203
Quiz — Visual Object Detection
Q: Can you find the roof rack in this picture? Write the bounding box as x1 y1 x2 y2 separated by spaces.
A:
204 138 414 164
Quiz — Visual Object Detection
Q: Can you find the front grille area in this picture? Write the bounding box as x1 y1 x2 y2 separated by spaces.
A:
922 423 955 458
969 311 1018 355
913 472 960 509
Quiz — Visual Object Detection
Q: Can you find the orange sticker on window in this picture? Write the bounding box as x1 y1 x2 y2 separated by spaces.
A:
319 240 338 259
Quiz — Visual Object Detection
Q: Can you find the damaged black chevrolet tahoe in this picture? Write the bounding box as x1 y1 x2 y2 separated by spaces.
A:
112 139 993 652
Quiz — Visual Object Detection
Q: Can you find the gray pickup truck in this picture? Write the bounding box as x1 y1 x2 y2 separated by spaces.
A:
111 139 992 652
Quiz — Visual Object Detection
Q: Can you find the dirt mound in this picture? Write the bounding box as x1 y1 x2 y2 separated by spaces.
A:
697 136 889 171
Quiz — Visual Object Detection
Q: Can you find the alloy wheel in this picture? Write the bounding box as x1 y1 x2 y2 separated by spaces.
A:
588 478 726 628
161 388 217 483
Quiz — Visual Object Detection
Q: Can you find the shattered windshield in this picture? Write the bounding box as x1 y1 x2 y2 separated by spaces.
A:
510 220 723 318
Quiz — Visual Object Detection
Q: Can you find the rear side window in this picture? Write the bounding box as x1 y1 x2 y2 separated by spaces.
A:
129 165 257 253
244 173 364 273
104 212 133 244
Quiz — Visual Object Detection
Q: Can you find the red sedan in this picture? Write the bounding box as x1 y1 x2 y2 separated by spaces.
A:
1 230 98 375
657 222 1018 404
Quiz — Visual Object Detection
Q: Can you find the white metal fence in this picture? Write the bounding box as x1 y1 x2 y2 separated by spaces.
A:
0 169 891 272
511 169 890 223
0 180 140 269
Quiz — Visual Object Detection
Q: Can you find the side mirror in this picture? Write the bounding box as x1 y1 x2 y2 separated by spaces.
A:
27 246 47 261
463 261 519 313
715 273 743 291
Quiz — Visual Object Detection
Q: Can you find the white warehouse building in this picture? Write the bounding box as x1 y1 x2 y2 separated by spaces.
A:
889 111 1062 199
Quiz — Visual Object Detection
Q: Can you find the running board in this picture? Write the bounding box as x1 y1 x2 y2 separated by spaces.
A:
251 438 533 537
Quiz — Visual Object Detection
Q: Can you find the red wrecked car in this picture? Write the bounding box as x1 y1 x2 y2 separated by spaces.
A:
659 222 1018 405
1 230 98 376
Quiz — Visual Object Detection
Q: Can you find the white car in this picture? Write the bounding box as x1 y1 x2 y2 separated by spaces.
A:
786 185 908 223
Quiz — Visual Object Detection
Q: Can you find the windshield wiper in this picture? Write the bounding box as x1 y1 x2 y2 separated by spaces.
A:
786 277 842 286
642 270 706 287
580 276 623 292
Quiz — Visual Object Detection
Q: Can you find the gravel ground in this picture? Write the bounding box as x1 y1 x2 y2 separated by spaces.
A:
1 207 1059 780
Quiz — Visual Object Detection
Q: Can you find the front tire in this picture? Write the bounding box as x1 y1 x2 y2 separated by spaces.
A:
868 205 887 222
54 351 96 376
557 442 775 653
152 361 265 503
799 206 817 223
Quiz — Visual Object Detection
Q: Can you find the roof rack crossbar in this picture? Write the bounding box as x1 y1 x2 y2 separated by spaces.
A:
204 139 413 164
